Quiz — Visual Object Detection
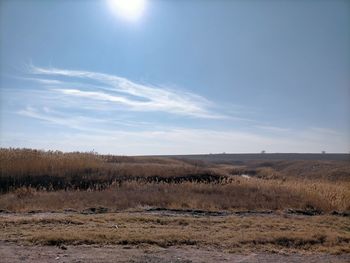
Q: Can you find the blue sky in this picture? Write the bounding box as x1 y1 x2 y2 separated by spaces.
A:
0 0 349 154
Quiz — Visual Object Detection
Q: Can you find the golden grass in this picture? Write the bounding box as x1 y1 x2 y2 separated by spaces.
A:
251 160 350 181
1 178 349 212
0 212 349 253
0 148 349 212
1 148 349 254
0 148 216 192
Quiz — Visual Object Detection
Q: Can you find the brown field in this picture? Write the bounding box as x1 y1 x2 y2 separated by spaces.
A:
0 148 349 262
1 211 350 253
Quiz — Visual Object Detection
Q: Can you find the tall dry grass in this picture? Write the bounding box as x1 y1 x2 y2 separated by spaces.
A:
0 148 349 212
248 160 350 181
0 148 217 192
1 178 349 212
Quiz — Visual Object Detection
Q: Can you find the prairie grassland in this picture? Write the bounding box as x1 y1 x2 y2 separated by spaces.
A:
0 148 213 192
0 212 349 254
0 178 349 212
0 148 349 212
0 148 349 254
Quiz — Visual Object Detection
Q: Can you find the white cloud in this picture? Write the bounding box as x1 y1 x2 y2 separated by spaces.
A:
17 106 143 131
17 106 107 131
28 65 226 118
3 64 347 154
255 125 291 133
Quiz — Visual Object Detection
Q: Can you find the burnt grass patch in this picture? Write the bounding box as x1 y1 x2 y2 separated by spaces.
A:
34 236 198 248
145 207 231 216
0 172 226 193
241 235 327 249
117 239 198 248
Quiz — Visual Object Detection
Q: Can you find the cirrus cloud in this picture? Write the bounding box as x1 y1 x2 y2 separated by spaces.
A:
28 65 226 119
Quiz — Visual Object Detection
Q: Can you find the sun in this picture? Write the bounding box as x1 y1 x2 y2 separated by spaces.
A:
107 0 146 21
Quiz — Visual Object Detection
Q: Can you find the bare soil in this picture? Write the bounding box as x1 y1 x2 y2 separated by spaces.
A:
1 241 350 263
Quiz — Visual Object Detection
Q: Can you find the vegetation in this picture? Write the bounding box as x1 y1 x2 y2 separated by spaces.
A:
0 148 349 212
1 212 349 254
0 148 349 253
0 148 218 192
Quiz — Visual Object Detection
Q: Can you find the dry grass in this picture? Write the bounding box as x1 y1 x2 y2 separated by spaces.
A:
1 148 349 254
248 160 350 181
0 178 349 212
0 148 349 213
0 148 215 192
0 212 349 253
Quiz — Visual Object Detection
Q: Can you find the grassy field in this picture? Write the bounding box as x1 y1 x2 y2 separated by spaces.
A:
0 148 349 256
1 148 349 212
1 212 349 254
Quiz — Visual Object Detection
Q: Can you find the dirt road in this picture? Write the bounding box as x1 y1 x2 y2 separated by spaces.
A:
1 242 350 263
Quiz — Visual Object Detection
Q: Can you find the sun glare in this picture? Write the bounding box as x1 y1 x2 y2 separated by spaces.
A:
108 0 146 21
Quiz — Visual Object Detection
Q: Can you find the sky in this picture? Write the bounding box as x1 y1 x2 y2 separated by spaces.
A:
0 0 349 155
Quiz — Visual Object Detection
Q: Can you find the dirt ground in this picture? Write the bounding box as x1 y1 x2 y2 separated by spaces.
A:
0 242 350 263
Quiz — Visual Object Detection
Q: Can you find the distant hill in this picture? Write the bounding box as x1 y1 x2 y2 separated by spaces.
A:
157 153 350 164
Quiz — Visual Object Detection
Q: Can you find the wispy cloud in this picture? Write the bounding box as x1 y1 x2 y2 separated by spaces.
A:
27 65 226 118
3 64 347 154
255 125 291 133
17 106 149 132
17 106 107 131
